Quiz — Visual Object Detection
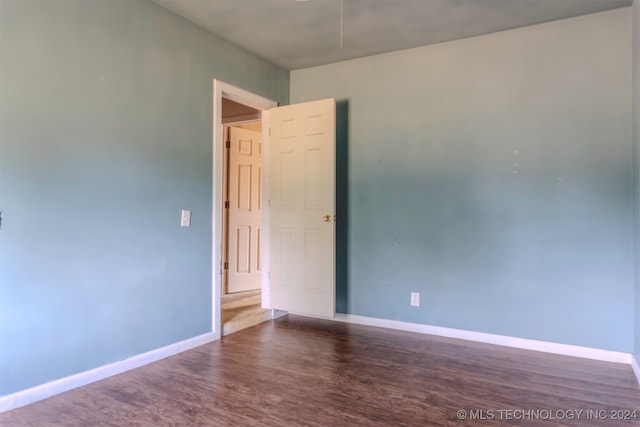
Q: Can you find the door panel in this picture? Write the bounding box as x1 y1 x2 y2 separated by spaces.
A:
227 127 262 293
270 98 335 318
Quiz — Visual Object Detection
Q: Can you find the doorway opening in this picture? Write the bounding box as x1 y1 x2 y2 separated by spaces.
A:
212 80 277 338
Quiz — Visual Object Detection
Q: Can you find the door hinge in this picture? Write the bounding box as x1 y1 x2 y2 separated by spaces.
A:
268 127 271 136
224 201 230 209
225 140 230 149
224 261 229 270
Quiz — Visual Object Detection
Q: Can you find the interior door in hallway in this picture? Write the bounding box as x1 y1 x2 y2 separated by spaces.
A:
227 126 262 293
270 98 336 318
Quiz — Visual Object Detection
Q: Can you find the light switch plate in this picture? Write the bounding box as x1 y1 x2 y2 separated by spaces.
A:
181 210 191 227
410 292 420 307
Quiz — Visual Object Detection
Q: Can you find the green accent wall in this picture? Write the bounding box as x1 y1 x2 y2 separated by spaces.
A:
292 8 634 352
0 0 288 396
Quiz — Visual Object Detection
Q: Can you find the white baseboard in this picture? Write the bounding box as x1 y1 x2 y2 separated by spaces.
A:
632 356 640 386
0 332 217 414
333 313 633 365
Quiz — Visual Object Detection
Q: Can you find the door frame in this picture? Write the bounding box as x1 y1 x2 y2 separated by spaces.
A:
212 80 277 337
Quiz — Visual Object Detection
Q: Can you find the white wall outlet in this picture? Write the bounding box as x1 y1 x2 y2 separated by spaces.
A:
410 292 420 307
180 210 191 227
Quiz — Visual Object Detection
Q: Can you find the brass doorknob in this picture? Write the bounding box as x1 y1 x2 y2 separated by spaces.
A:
322 215 336 223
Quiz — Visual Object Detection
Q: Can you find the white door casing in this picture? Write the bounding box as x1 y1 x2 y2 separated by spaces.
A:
269 98 336 318
226 127 262 293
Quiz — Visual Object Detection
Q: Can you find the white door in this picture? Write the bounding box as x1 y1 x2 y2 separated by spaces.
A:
269 98 336 318
227 126 262 293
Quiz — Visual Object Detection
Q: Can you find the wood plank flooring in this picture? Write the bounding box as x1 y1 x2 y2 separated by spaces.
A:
1 315 638 426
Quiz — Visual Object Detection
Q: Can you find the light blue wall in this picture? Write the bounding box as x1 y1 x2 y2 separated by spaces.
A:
292 8 634 352
0 0 288 396
634 0 640 363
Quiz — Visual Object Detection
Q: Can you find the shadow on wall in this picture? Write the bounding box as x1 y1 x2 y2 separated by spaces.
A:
336 99 349 313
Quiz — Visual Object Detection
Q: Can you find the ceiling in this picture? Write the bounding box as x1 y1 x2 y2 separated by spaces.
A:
152 0 632 70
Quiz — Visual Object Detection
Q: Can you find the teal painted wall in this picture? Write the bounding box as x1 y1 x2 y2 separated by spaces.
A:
292 9 634 352
0 0 288 396
633 0 640 363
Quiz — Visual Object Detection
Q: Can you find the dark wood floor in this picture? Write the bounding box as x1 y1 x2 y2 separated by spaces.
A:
1 315 639 426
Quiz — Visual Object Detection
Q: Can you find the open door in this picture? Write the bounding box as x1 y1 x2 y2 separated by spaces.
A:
226 126 263 293
269 98 336 318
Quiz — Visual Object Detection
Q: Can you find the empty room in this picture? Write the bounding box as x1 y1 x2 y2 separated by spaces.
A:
1 0 640 425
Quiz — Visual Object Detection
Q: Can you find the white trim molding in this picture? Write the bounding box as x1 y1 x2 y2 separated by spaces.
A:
632 356 640 386
333 313 633 365
0 332 216 414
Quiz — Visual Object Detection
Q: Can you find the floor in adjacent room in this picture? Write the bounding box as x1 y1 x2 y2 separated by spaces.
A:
1 315 638 426
221 289 271 336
